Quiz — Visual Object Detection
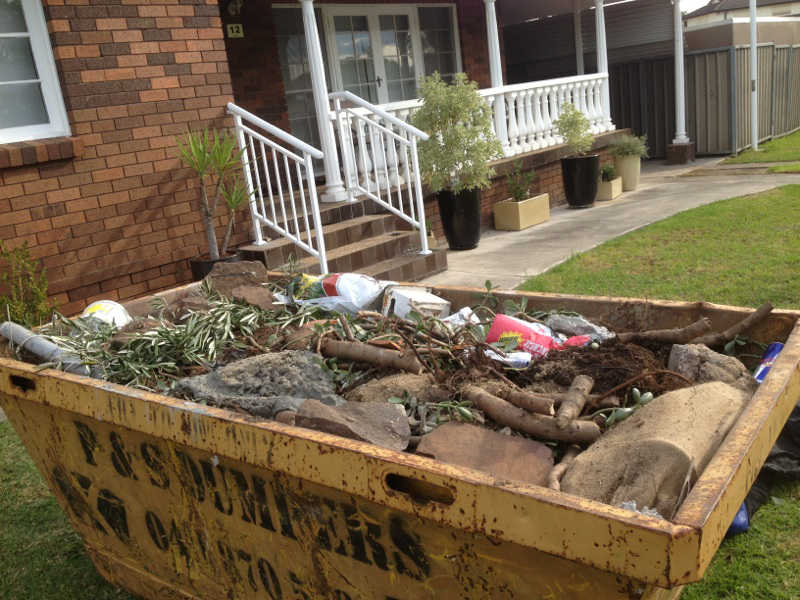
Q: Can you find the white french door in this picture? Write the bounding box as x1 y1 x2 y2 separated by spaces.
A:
324 6 424 105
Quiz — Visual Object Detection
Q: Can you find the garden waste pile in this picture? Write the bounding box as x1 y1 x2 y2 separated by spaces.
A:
0 261 777 521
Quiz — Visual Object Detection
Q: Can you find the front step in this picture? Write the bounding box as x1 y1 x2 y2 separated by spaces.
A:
239 214 397 268
297 230 421 275
360 248 448 282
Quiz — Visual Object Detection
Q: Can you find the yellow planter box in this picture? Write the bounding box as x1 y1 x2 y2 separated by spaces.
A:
493 192 550 231
598 176 623 201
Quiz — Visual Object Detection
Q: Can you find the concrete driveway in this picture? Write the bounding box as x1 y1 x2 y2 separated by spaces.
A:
422 158 800 290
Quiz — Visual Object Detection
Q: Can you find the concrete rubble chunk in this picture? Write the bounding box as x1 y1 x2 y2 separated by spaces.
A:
174 351 343 419
668 343 758 394
416 422 554 486
295 399 411 451
204 260 269 299
231 285 275 311
344 373 451 404
561 381 751 519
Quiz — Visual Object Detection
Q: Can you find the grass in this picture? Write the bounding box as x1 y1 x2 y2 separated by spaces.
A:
521 184 800 599
724 129 800 163
0 421 134 600
519 184 800 309
769 163 800 174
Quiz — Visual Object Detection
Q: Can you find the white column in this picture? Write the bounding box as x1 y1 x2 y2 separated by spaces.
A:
574 0 585 75
484 0 509 153
301 0 347 202
673 0 689 144
594 0 612 129
750 0 759 150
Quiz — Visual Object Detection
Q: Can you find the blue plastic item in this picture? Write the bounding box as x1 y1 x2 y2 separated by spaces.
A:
726 502 750 536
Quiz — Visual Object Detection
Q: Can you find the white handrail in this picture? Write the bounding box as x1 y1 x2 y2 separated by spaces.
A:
329 91 429 141
330 91 431 256
228 102 328 274
227 102 323 159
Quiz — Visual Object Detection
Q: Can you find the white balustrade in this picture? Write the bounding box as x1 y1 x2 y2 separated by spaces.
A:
227 102 328 274
330 91 431 256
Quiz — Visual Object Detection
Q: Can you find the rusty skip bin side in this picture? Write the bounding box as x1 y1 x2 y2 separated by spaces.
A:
2 288 800 600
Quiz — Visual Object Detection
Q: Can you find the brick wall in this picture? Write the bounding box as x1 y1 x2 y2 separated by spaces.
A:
221 0 503 140
0 0 241 317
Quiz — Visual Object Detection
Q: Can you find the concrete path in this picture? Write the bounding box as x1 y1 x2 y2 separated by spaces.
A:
422 158 800 290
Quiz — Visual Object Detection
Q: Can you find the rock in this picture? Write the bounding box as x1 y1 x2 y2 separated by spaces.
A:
668 343 758 393
204 260 268 299
416 422 553 486
345 373 450 404
173 294 215 319
109 317 163 349
561 381 750 519
174 351 343 419
295 399 411 451
231 285 275 311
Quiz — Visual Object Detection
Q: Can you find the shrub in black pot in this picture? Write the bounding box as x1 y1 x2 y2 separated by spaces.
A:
411 73 503 250
554 103 598 209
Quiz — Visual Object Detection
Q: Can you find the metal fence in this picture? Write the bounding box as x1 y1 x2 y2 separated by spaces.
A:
610 43 800 158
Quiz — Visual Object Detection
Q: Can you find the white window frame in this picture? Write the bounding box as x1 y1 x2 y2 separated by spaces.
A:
322 4 462 104
0 0 71 144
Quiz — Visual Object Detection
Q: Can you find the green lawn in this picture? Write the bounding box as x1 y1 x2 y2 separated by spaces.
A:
724 129 800 163
769 163 800 174
0 421 134 600
522 184 800 599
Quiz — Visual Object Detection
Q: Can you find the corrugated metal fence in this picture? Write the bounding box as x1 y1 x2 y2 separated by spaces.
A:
610 43 800 158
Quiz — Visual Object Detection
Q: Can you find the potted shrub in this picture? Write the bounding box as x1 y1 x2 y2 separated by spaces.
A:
411 73 503 250
554 103 598 209
597 164 622 201
610 134 648 191
493 161 550 231
178 129 249 280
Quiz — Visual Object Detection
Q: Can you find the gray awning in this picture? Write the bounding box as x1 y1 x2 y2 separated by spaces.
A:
498 0 647 28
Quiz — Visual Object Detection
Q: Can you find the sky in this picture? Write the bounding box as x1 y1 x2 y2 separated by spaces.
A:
682 0 711 12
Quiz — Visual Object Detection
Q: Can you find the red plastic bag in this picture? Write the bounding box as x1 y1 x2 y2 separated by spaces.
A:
486 314 590 359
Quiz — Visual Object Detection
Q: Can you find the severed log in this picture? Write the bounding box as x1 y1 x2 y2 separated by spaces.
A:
555 375 594 429
690 302 774 348
478 381 555 416
548 445 581 491
320 339 423 374
462 385 601 444
616 317 712 345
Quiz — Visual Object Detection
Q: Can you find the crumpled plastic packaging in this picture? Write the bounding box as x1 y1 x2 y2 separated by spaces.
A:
544 313 615 343
619 500 664 520
294 273 395 315
486 314 591 360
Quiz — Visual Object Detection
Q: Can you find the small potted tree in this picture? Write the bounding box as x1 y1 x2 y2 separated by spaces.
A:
178 129 249 280
493 161 550 231
610 134 648 191
411 73 503 250
597 164 622 201
554 103 597 209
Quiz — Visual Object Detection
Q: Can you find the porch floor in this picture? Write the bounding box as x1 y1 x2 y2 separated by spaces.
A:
421 157 800 289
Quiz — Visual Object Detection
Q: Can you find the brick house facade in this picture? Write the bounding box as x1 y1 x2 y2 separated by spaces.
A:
1 0 620 314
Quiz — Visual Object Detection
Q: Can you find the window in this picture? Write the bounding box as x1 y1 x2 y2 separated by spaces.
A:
0 0 70 144
419 6 458 82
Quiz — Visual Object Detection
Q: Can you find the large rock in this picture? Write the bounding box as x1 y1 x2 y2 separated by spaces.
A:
174 351 342 419
561 381 750 519
668 343 758 394
416 422 553 486
295 399 411 451
230 285 275 311
204 261 269 299
345 373 450 404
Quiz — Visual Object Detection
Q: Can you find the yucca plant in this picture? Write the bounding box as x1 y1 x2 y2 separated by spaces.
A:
177 129 248 261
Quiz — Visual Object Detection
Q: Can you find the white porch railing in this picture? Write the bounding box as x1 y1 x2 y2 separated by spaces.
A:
330 90 431 255
332 73 613 161
228 102 328 274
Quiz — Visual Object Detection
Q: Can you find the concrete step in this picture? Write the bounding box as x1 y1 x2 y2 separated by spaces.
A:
359 248 448 282
239 214 397 269
296 230 421 275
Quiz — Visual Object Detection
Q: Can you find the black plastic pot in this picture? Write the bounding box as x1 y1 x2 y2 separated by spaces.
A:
189 254 239 281
437 188 482 250
561 154 599 209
